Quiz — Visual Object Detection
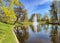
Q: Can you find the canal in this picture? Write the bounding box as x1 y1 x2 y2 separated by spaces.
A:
14 24 60 43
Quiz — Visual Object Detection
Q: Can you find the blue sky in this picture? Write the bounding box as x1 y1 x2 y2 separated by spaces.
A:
19 0 53 18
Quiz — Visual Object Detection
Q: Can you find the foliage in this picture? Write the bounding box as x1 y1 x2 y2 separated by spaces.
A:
1 6 16 24
14 7 28 24
50 0 58 23
29 13 41 22
0 0 22 24
10 0 22 7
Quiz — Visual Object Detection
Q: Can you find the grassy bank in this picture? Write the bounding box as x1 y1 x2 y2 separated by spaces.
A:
15 22 46 26
0 22 15 43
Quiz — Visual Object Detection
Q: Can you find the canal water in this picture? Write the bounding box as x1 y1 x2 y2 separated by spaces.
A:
14 24 60 43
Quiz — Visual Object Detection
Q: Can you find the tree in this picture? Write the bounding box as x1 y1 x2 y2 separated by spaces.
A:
36 13 41 22
14 7 23 24
43 13 49 23
29 13 41 22
56 1 60 22
50 0 58 23
0 0 22 24
1 7 16 23
14 7 28 24
22 9 28 22
29 14 35 22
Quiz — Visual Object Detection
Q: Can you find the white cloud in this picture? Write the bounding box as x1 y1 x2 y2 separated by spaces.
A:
30 0 52 6
39 0 53 5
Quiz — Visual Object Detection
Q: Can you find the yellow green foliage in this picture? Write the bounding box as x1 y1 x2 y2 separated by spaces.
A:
0 0 22 24
10 0 22 7
1 6 16 24
2 7 16 18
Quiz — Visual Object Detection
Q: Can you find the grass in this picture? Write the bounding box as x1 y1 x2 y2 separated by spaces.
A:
39 21 46 24
0 22 15 43
15 22 32 26
21 22 32 25
15 21 47 27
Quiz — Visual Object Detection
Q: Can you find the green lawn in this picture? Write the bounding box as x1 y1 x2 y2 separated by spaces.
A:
0 22 15 43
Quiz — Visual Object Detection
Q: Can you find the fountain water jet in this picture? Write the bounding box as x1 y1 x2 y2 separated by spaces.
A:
32 14 39 25
32 14 39 32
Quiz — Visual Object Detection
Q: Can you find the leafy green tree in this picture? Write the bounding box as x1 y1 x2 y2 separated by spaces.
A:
29 14 35 22
14 7 23 24
36 13 41 22
44 13 49 23
22 9 28 22
14 7 28 24
50 0 58 23
0 0 22 24
29 13 41 22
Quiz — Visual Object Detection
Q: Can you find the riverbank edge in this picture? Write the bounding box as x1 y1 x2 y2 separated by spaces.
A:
11 26 19 43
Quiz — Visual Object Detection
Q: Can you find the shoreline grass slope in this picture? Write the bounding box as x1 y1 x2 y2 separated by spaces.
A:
0 22 15 43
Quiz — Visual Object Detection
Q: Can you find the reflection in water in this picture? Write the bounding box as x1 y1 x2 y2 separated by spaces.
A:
14 24 60 43
50 25 58 43
42 24 49 32
14 26 29 43
30 24 40 32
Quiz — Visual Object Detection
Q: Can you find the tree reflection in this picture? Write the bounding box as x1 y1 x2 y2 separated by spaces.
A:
44 24 49 32
15 25 29 43
30 24 41 32
50 25 58 43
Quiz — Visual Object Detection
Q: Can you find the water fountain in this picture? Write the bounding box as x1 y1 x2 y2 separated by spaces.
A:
32 24 38 32
32 14 39 25
32 14 39 32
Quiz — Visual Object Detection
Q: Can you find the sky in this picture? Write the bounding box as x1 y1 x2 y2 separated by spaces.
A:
19 0 53 18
